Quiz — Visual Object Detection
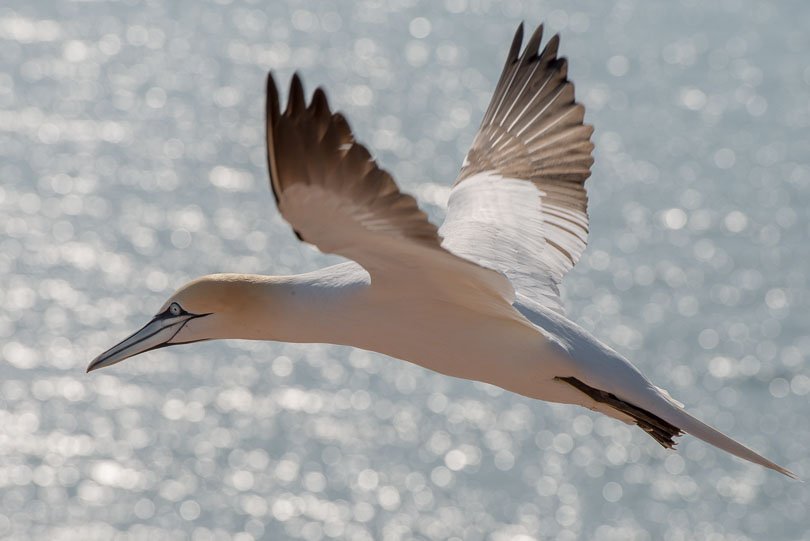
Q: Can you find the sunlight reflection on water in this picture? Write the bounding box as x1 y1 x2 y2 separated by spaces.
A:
1 1 808 539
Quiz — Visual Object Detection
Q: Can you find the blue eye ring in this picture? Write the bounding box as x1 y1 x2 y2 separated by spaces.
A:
169 302 182 316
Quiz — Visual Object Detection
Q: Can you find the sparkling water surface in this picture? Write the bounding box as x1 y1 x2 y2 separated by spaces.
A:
2 1 809 539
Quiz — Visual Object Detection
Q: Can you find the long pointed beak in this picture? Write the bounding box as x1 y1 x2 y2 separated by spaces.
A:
87 313 198 373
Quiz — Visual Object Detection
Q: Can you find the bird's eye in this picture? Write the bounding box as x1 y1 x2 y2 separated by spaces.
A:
169 302 182 316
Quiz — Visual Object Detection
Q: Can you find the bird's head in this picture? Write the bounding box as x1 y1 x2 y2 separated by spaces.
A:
86 274 273 372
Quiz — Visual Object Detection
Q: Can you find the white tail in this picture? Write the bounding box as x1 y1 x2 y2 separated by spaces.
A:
652 390 798 479
524 301 798 479
561 364 798 479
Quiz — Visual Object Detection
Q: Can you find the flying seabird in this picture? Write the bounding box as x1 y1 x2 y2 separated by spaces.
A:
88 23 797 478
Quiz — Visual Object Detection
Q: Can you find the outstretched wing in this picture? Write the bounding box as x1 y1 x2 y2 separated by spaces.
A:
440 23 594 314
265 73 515 309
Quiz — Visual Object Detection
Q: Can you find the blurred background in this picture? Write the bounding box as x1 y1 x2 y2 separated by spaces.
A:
1 0 809 539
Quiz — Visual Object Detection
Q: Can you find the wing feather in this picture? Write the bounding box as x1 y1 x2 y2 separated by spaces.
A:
441 23 595 314
267 73 442 252
265 73 517 313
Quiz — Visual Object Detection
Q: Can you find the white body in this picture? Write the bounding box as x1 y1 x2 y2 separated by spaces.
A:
188 262 788 478
88 25 797 479
259 262 678 415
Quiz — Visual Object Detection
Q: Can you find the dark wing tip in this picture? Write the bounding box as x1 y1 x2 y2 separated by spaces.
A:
266 72 280 123
508 22 525 61
286 72 306 115
330 112 355 145
310 87 330 117
265 72 282 204
523 24 544 60
540 34 561 62
555 57 570 79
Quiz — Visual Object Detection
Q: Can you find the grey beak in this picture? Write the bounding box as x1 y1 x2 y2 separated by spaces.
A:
86 312 201 372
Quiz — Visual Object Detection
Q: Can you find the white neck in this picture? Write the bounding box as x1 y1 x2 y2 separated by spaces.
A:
202 266 372 347
266 277 369 345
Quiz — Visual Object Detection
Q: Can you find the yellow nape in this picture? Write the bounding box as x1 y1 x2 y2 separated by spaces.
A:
164 273 278 315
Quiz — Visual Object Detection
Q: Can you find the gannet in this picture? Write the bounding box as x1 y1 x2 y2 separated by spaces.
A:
88 23 796 478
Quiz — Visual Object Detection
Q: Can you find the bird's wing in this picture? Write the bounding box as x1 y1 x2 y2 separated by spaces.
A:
439 23 594 314
265 73 515 311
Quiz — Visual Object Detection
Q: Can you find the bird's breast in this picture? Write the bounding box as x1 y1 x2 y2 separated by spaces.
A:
337 297 560 391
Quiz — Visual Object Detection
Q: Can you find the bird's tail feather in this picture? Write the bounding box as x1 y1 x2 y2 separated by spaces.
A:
652 388 798 479
558 376 798 479
558 376 684 449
